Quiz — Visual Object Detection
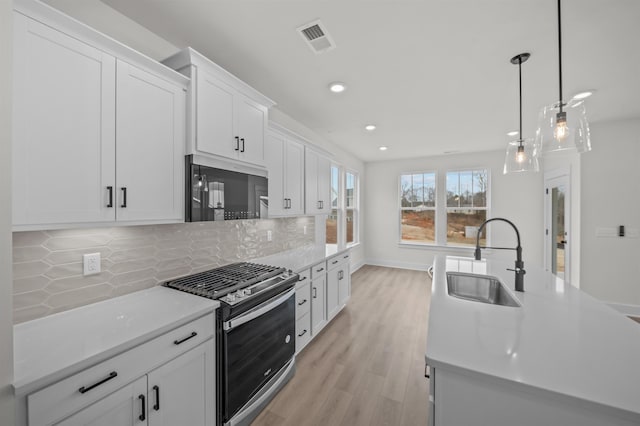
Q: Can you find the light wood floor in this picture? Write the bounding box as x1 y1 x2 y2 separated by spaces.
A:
252 265 432 426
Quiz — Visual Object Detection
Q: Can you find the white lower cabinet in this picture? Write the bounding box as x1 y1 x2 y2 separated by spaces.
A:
26 314 215 426
310 262 327 336
295 269 312 354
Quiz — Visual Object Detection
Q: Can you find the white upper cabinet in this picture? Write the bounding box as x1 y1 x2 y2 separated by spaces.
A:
12 1 188 230
305 148 332 215
115 61 185 223
265 127 305 217
162 48 275 167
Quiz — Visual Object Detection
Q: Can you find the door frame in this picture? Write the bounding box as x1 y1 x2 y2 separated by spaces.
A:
544 168 572 285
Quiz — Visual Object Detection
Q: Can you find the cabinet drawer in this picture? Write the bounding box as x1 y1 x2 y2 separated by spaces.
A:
27 313 214 426
295 312 311 354
311 261 326 279
295 282 311 320
296 268 311 289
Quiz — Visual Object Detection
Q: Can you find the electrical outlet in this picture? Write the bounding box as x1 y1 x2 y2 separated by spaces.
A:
83 253 101 276
267 230 273 242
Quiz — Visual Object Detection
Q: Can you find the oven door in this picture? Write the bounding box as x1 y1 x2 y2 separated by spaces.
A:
222 287 295 423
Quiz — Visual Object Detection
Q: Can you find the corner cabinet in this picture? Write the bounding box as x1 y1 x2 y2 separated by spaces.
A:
305 148 332 215
265 129 305 217
162 48 275 167
12 3 187 230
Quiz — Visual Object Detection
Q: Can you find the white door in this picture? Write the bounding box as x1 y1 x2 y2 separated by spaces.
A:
317 154 332 214
338 264 351 306
305 149 319 214
115 60 185 222
264 133 285 216
147 341 215 426
285 140 305 215
236 94 266 166
196 70 236 159
311 276 327 335
545 170 571 284
56 376 147 426
13 14 116 226
326 268 340 320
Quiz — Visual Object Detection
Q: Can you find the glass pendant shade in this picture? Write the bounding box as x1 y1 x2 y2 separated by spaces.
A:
504 138 540 174
536 98 591 153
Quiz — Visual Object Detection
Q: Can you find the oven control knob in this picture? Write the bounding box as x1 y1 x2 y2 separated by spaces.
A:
236 290 245 298
227 293 236 302
243 288 252 296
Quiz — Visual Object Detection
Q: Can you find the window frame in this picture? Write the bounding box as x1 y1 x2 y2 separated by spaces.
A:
326 165 360 248
398 171 438 246
444 168 491 247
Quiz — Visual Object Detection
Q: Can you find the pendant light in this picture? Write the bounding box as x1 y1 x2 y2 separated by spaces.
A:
504 53 539 174
536 0 591 154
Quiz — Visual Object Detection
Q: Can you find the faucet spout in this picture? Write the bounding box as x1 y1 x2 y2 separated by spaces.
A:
474 217 526 292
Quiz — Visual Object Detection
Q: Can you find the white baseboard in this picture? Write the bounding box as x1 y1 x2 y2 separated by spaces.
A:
364 258 431 272
351 259 366 274
607 302 640 317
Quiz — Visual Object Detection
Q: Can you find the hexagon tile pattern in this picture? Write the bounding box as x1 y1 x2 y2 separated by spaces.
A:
12 217 315 324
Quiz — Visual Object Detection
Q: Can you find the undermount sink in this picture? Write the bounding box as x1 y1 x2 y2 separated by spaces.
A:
446 272 521 307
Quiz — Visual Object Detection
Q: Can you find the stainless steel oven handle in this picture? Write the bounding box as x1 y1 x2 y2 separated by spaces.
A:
224 287 295 331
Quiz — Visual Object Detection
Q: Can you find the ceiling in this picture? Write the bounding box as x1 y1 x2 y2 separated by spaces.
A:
99 0 640 162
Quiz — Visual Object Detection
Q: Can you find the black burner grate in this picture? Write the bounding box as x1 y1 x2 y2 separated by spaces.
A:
164 262 285 299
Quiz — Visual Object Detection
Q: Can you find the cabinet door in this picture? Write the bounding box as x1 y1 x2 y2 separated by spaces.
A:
327 268 340 320
264 133 285 216
236 94 267 166
56 376 147 426
115 61 185 222
196 69 236 159
316 154 332 214
338 263 351 306
304 149 319 214
284 139 305 215
311 276 327 335
147 340 215 426
12 14 116 227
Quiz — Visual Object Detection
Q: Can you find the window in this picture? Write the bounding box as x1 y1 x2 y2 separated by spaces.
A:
326 166 339 244
446 169 488 246
400 172 436 244
326 167 359 246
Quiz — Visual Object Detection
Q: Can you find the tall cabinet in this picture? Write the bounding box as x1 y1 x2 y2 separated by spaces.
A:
305 148 332 215
162 48 276 168
12 1 187 230
265 126 305 216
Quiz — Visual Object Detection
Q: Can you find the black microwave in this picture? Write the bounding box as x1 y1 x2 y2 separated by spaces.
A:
185 155 268 222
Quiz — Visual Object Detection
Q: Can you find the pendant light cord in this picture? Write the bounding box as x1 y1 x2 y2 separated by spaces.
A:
518 57 523 144
557 0 563 113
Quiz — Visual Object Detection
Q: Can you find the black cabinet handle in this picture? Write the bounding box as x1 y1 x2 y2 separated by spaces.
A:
298 276 307 282
344 255 349 259
332 260 339 265
173 331 197 345
78 371 117 394
153 385 160 411
312 287 317 298
235 136 240 151
298 299 307 306
298 329 307 337
316 267 324 273
106 186 113 208
120 187 127 208
424 364 430 379
138 394 146 421
241 138 245 153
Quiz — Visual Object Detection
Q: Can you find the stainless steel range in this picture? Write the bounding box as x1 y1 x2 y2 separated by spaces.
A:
165 262 298 426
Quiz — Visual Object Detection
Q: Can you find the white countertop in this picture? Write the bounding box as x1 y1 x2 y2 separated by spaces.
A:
252 244 350 273
426 255 640 421
14 286 218 395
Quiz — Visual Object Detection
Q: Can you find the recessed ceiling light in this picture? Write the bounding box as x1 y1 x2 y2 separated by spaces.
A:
365 124 376 131
507 131 519 136
572 91 594 100
379 146 388 151
329 82 347 93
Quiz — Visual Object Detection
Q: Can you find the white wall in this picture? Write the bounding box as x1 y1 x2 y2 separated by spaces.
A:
580 118 640 305
364 150 544 271
0 0 14 424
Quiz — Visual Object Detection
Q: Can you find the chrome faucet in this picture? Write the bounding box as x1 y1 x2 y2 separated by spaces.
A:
474 218 526 292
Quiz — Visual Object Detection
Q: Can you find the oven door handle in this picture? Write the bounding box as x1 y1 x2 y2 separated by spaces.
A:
224 287 295 331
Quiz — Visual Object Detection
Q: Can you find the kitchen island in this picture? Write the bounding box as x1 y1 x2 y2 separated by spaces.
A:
425 255 640 426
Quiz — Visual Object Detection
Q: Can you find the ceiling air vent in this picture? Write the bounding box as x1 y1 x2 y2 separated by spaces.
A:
297 19 336 54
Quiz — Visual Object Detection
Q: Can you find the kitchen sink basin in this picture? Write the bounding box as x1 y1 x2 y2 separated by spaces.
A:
446 272 521 307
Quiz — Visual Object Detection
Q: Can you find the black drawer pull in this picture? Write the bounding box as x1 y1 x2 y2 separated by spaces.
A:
174 331 197 345
106 186 113 208
241 138 245 153
235 136 240 151
153 385 160 411
298 299 307 306
298 329 307 337
78 371 117 394
316 267 324 273
298 276 307 282
332 260 338 265
120 187 127 208
344 255 349 259
139 394 146 421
